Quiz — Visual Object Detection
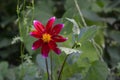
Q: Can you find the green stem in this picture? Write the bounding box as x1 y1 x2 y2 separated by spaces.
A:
74 0 87 27
31 0 34 22
23 0 26 10
58 43 76 80
91 39 104 61
17 0 25 79
17 0 21 37
45 58 50 80
58 54 69 80
50 53 53 80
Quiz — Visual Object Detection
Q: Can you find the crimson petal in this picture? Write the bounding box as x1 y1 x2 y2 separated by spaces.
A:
53 35 68 42
32 39 43 50
48 40 57 49
30 30 41 38
53 47 61 55
33 20 44 32
46 17 56 33
48 41 61 54
51 24 64 35
41 43 50 58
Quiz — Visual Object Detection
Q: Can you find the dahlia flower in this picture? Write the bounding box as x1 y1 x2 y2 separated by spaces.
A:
30 17 67 57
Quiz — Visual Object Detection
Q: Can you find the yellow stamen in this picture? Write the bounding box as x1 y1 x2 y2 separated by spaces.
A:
42 33 51 43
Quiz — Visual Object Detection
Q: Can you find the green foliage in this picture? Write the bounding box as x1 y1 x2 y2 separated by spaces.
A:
107 46 120 66
11 36 23 44
78 26 98 43
36 54 50 72
1 0 120 80
108 30 120 44
0 62 8 76
83 60 109 80
66 18 80 35
60 47 82 55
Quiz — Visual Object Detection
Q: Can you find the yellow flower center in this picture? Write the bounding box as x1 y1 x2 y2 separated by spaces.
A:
42 33 51 43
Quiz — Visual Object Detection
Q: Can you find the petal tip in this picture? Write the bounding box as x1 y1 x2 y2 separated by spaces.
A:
52 16 56 19
29 32 32 35
54 48 61 55
57 50 61 55
29 32 33 36
32 47 35 50
33 20 41 25
64 37 68 41
64 37 68 42
33 20 37 26
66 37 68 40
50 16 56 20
61 24 64 28
59 24 64 28
42 54 48 58
33 20 37 24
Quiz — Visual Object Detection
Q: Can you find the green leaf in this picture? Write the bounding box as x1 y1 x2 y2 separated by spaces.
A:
0 38 11 48
107 46 120 66
67 73 82 80
104 0 120 12
117 63 120 73
109 30 120 44
32 1 53 23
66 18 80 35
77 41 99 67
18 61 38 80
81 10 102 22
65 0 92 10
83 60 109 80
0 62 8 76
62 8 77 19
6 69 16 80
59 47 82 55
36 54 50 72
78 26 98 43
0 75 3 80
67 52 81 65
11 36 22 44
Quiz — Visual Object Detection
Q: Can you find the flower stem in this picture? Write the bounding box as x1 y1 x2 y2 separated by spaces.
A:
45 58 50 80
58 43 76 80
74 0 87 27
31 0 34 24
91 39 104 62
50 53 53 80
17 0 25 79
58 54 69 80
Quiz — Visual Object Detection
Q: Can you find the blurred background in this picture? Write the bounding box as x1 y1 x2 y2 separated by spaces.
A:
0 0 120 80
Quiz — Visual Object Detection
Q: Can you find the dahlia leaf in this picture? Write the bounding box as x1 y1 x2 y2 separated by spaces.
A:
78 25 98 43
59 47 82 55
36 54 50 72
83 60 109 80
66 18 80 35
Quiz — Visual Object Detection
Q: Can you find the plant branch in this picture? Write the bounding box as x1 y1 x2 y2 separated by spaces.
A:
91 39 104 62
58 43 76 80
58 54 69 80
74 0 87 27
45 58 50 80
50 53 53 80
